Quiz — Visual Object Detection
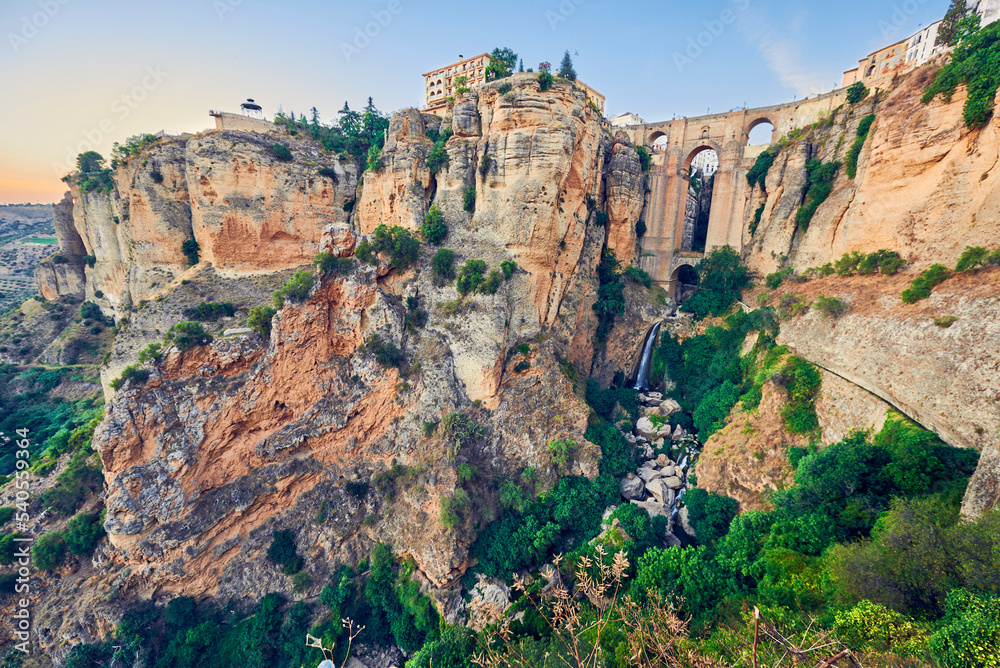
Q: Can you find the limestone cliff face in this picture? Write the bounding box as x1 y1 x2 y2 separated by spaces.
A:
756 271 1000 516
358 75 649 388
34 192 86 300
744 68 1000 276
44 131 358 313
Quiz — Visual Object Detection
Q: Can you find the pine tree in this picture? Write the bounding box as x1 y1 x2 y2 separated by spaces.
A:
309 107 320 126
559 50 577 81
518 58 524 72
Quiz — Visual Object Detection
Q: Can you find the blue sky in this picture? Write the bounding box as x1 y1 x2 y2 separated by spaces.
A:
0 0 950 203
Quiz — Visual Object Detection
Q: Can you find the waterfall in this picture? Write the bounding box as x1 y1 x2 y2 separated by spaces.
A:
632 323 661 391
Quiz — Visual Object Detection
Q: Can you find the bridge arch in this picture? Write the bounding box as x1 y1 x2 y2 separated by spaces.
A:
669 262 700 301
683 144 721 171
745 117 775 145
648 129 669 152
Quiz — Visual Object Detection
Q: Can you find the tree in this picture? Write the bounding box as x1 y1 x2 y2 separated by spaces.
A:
76 151 105 173
309 106 320 126
486 47 518 81
845 81 868 104
937 0 970 46
559 50 577 81
518 58 524 72
338 100 361 136
421 206 448 244
679 246 750 319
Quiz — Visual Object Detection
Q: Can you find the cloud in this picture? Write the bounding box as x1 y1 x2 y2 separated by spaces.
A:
737 5 826 97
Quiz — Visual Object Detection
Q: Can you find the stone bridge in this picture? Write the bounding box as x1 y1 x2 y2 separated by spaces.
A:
625 88 847 297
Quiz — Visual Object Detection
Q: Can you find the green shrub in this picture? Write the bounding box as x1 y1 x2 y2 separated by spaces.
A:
636 219 647 236
186 301 235 321
137 343 162 363
749 203 765 237
746 147 777 190
267 529 303 575
432 248 456 282
536 70 554 91
165 321 212 351
182 238 200 265
273 269 315 307
362 334 403 369
109 364 151 391
463 185 476 212
846 81 869 104
420 206 448 245
765 267 795 290
426 128 452 174
795 158 840 229
64 511 105 556
247 305 277 338
0 507 13 525
846 114 876 179
313 252 352 275
513 360 530 372
901 263 950 303
318 166 338 180
355 239 374 264
929 589 1000 667
692 380 741 438
500 259 517 279
366 224 420 270
813 295 849 318
623 265 652 288
922 20 1000 129
684 489 739 545
680 246 750 320
442 412 488 448
291 570 311 594
775 357 821 434
934 315 959 328
33 532 66 570
635 145 651 172
591 249 626 342
366 143 383 172
546 438 576 474
84 254 97 268
456 259 488 296
270 143 293 161
835 600 928 656
955 245 995 272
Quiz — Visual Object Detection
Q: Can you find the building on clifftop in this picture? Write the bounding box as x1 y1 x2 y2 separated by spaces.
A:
423 54 491 113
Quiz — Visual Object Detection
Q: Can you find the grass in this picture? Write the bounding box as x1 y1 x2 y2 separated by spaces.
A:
21 237 57 245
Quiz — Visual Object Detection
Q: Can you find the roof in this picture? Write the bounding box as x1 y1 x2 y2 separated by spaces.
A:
422 53 491 77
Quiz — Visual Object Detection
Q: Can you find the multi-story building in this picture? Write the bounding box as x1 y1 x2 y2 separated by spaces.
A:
574 79 606 115
608 112 645 127
423 54 491 113
842 39 908 89
905 20 946 68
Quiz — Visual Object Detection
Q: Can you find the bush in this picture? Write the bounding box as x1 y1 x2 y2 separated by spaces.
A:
432 248 456 282
795 158 840 229
426 128 452 174
901 263 950 303
313 252 352 275
291 570 311 594
362 334 403 369
813 295 849 318
270 143 293 161
318 166 338 180
749 204 765 237
182 238 200 265
273 269 315 307
109 364 150 391
845 114 876 179
846 81 869 104
592 249 625 342
366 224 420 270
500 259 517 279
421 206 448 244
623 265 652 288
684 489 739 545
165 321 213 352
64 511 105 556
934 315 959 328
775 356 821 434
0 507 13 525
33 532 66 570
366 143 383 172
547 438 576 474
922 21 1000 129
635 145 651 172
692 380 741 438
456 259 488 296
84 254 96 267
746 147 777 190
955 245 995 272
765 267 794 290
186 301 235 321
929 589 1000 667
247 305 277 338
636 219 647 236
463 185 476 213
835 600 928 656
267 529 303 575
680 246 750 320
137 342 162 363
537 70 554 91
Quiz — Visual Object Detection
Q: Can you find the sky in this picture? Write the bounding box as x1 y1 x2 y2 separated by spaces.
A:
0 0 950 204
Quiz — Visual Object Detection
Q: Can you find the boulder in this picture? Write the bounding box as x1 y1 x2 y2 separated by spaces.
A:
660 465 675 478
320 223 356 257
623 432 637 445
630 498 669 518
223 327 253 337
656 454 671 468
671 424 685 441
637 467 661 484
641 459 657 469
659 399 683 417
636 417 671 440
644 480 666 503
664 488 676 509
662 476 683 490
664 531 682 548
678 506 697 537
641 395 663 407
620 474 644 501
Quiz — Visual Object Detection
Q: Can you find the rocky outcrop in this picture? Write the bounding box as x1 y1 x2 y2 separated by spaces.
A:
605 131 646 264
48 131 358 312
745 69 1000 275
760 270 1000 516
34 192 87 300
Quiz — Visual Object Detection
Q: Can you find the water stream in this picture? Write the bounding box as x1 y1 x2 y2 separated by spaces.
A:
631 323 661 391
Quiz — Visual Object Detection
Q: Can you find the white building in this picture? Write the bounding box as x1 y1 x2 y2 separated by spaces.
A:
905 21 946 67
608 112 644 127
691 150 718 177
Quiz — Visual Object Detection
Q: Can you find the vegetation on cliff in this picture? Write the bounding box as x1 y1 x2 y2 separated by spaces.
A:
923 18 1000 129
